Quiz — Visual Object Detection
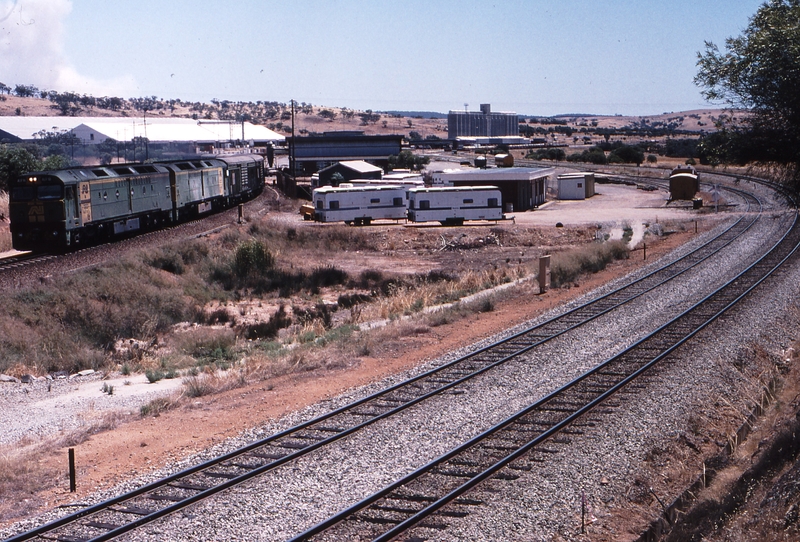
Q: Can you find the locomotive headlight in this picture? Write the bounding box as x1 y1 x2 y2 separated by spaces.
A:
28 176 37 182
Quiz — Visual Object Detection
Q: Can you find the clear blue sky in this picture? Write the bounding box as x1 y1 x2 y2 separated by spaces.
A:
0 0 766 116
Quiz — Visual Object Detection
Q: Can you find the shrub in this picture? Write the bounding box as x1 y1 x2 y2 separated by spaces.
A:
549 240 629 287
145 369 165 383
241 305 292 340
233 238 274 278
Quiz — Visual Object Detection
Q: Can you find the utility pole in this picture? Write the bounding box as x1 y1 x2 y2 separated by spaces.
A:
291 99 296 178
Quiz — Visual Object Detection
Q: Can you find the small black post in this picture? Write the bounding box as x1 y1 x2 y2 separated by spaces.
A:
68 448 76 492
643 242 646 260
581 490 586 534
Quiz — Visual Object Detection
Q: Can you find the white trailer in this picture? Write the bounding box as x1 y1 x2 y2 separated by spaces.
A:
407 186 503 225
312 184 407 225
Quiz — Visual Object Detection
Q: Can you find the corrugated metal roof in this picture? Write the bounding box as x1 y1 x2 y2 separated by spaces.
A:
0 116 285 143
337 160 383 173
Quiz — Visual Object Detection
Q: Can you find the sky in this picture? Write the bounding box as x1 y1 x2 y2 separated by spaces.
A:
0 0 767 117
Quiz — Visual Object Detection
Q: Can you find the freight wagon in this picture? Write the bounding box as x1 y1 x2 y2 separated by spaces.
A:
407 186 503 225
312 184 407 225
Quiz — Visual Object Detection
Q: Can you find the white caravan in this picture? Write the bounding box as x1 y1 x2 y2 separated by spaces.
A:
312 184 407 225
407 186 503 225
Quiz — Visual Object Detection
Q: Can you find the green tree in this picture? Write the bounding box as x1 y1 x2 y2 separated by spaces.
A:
695 0 800 192
0 145 40 191
609 144 645 165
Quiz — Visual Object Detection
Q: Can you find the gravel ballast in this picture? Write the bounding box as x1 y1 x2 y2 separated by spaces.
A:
1 184 794 541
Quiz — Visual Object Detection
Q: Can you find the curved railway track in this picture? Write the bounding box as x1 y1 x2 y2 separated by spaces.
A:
1 180 782 542
291 191 800 541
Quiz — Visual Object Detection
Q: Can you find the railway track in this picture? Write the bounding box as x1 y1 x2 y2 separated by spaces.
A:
1 182 774 542
291 191 800 541
0 252 55 272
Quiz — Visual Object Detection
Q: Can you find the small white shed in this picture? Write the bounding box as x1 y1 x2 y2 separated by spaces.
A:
557 173 596 200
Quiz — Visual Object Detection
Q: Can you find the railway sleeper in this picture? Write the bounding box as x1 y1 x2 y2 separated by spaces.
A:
354 513 401 525
109 504 156 516
453 497 484 506
201 471 241 479
308 425 348 433
49 534 90 542
432 467 482 478
249 450 288 460
291 432 329 442
389 492 437 503
169 481 212 491
372 504 424 515
84 520 121 531
273 440 315 451
493 472 521 481
146 493 185 502
439 509 470 518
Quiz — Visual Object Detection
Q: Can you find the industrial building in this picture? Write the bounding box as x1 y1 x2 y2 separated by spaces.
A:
287 131 403 177
0 117 286 161
317 160 383 186
432 167 553 212
557 173 596 200
0 116 284 151
447 104 519 140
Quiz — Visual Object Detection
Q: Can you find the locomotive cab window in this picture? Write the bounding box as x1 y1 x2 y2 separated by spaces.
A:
12 187 35 201
37 185 62 200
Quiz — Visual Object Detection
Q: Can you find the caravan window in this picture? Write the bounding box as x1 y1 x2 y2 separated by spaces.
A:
420 200 430 210
329 200 339 210
393 197 403 206
488 198 498 208
463 198 473 204
370 198 380 204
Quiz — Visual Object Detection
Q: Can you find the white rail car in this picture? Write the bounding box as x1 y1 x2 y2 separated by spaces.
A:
312 184 407 225
407 186 503 225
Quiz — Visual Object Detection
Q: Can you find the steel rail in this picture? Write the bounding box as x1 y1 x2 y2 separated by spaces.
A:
2 183 763 542
291 205 800 542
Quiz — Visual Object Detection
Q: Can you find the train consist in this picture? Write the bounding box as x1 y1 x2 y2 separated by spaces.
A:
311 184 505 226
8 154 265 251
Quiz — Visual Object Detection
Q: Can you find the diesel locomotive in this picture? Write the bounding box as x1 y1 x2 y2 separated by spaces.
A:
8 154 264 251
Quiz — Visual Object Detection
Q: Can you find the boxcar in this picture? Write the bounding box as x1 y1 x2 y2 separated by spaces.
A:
407 186 503 225
312 184 407 225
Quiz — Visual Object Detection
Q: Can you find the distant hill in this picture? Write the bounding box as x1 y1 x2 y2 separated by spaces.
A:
0 93 728 138
379 110 448 119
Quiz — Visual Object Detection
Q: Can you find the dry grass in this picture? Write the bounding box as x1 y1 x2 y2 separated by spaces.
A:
0 409 129 522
